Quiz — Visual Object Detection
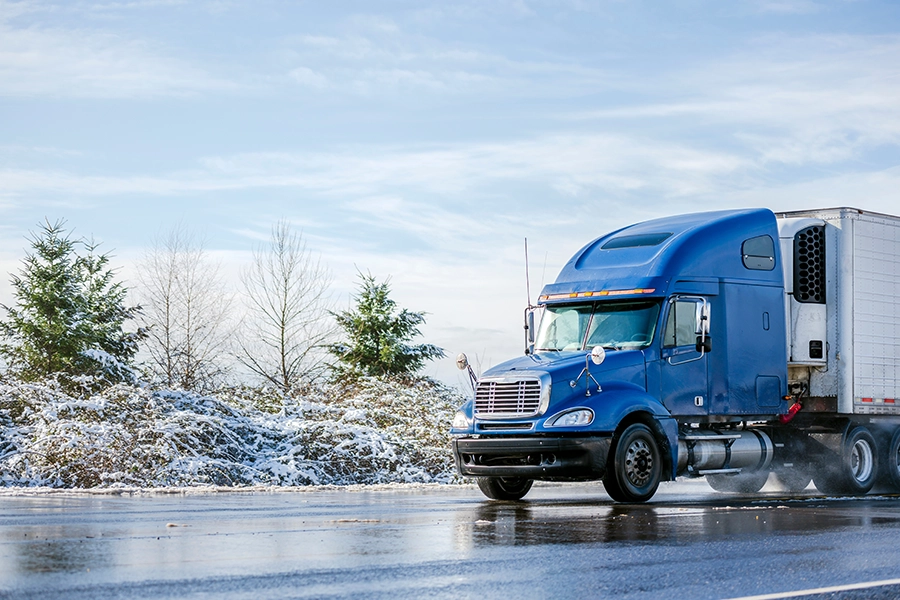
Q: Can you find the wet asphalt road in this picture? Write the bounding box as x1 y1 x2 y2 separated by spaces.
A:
2 480 900 600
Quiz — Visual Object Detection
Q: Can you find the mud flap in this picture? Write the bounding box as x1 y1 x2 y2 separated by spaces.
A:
653 416 679 481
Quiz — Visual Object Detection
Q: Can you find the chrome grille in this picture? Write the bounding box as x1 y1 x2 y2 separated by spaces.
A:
475 379 542 417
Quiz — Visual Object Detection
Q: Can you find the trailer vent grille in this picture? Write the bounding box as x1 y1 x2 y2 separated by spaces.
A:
475 379 542 417
794 225 826 304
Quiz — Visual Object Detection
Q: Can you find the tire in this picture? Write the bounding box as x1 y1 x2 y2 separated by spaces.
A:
707 470 770 493
813 426 877 495
603 423 662 503
476 477 534 501
877 428 900 492
773 468 812 492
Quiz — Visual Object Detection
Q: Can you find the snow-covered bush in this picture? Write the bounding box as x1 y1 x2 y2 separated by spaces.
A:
0 376 465 488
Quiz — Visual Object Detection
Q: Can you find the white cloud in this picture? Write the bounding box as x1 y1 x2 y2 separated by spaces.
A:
278 16 610 98
342 195 499 248
0 132 749 207
0 16 235 98
569 33 900 169
751 0 824 14
346 14 400 35
86 0 191 11
288 66 329 89
723 166 900 214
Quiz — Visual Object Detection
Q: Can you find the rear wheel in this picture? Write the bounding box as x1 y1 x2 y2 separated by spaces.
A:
877 428 900 492
603 423 662 503
476 477 534 501
773 467 812 492
813 426 877 495
887 429 900 490
707 470 770 493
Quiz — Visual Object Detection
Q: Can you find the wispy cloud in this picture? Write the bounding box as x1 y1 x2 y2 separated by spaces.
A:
277 15 612 97
342 195 501 251
568 33 900 168
751 0 824 14
0 7 235 98
0 132 748 206
84 0 191 11
723 165 900 214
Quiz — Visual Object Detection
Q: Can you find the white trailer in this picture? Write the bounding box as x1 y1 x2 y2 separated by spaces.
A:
777 208 900 416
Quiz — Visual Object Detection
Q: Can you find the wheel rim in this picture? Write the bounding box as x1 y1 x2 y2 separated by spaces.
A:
850 439 874 483
894 443 900 478
624 438 654 488
499 478 527 493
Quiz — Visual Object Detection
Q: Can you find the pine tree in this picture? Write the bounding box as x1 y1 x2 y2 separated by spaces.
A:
0 220 144 384
328 272 444 378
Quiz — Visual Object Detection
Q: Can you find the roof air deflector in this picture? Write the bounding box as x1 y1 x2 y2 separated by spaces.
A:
600 232 672 250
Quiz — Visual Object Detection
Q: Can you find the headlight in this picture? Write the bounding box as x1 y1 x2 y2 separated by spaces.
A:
547 408 594 427
452 410 471 429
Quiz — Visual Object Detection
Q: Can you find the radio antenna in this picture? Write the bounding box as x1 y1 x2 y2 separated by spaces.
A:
525 237 532 308
524 238 536 355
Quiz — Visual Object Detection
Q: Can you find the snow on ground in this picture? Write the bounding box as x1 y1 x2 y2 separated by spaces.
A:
0 376 466 489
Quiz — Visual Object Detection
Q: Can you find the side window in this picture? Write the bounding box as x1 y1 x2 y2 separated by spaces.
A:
664 300 698 347
742 235 775 271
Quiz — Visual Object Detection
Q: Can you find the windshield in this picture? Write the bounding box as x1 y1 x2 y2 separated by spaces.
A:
534 300 661 352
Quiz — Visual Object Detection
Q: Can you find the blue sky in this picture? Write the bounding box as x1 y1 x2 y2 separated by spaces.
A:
1 0 899 384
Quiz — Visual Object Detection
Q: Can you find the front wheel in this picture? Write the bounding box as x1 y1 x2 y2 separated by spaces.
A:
603 423 662 503
476 477 534 501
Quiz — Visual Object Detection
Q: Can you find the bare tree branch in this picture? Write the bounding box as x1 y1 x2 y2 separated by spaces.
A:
237 220 335 391
136 226 232 392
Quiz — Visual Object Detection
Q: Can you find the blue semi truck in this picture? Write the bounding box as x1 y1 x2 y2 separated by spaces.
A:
451 207 900 502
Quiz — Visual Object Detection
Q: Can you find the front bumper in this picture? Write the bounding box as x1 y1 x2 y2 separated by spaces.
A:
452 435 612 481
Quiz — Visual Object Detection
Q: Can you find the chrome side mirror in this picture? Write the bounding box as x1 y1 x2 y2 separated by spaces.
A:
694 300 710 336
571 346 604 396
524 307 537 354
694 299 711 354
457 352 478 390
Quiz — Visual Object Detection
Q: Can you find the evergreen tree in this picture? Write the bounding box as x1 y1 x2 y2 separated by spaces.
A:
0 220 144 384
328 272 444 378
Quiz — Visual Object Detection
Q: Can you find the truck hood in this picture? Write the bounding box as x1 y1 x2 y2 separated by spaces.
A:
477 349 651 426
483 349 645 381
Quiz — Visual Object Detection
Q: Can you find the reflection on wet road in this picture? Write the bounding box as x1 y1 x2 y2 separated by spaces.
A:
468 498 900 546
3 480 900 599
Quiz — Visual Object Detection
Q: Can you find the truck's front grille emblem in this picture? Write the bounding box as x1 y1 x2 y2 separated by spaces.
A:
475 379 541 417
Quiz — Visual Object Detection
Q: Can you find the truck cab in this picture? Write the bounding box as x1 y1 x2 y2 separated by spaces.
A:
453 206 900 502
452 208 790 502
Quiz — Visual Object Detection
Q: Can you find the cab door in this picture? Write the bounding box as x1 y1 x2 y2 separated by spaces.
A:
659 296 711 416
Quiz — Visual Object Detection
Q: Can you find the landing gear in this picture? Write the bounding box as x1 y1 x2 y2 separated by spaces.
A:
813 426 877 495
604 423 662 503
476 477 534 501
